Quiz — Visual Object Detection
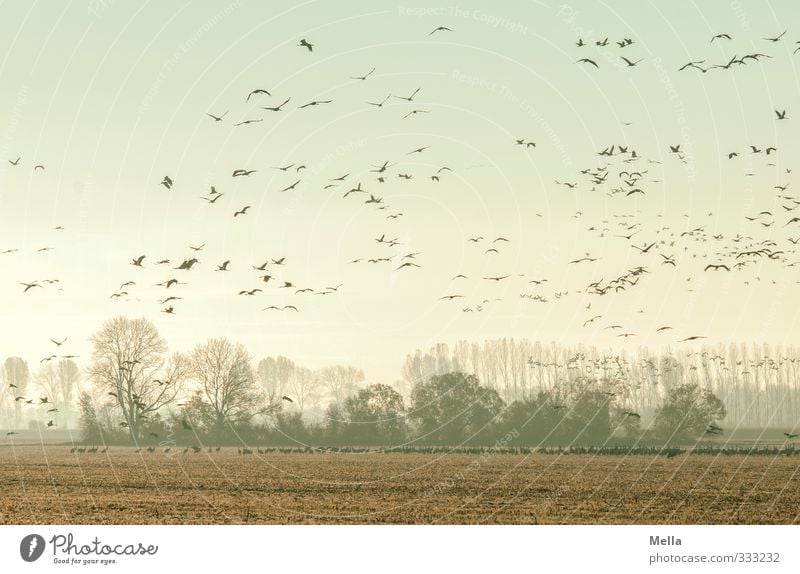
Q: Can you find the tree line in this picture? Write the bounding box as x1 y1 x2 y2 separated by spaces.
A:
2 316 731 446
402 339 800 427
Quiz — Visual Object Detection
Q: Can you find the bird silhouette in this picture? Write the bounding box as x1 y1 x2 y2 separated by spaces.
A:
202 193 223 203
621 56 643 67
395 88 421 102
261 98 290 112
206 110 228 121
299 100 332 108
174 258 198 270
279 180 301 192
395 262 420 270
366 94 392 107
246 89 270 101
763 30 786 42
350 67 375 81
234 118 263 126
402 109 429 119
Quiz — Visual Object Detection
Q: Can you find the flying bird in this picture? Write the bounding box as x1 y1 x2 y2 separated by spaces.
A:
395 88 421 102
279 179 301 192
621 56 643 67
402 109 429 119
174 258 199 270
678 60 707 71
366 94 392 108
763 30 786 42
350 67 375 81
246 89 271 101
299 100 332 108
395 262 420 270
261 98 290 112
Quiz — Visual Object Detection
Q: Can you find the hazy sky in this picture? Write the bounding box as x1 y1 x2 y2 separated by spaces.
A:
1 0 799 384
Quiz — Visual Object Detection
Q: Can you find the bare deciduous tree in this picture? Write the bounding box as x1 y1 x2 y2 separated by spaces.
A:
87 316 187 440
319 365 365 406
256 356 295 409
35 359 80 427
287 366 321 416
189 338 260 431
56 359 80 410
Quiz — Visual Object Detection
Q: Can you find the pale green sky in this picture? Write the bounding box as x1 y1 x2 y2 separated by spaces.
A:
0 0 799 384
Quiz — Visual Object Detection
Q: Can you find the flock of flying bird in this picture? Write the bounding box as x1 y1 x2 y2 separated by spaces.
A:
3 22 799 373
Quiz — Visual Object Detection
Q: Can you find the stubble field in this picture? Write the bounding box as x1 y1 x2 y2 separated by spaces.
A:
1 445 798 524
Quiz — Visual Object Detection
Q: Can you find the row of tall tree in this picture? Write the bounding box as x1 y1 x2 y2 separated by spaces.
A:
79 317 369 441
0 318 365 434
2 317 734 445
80 368 726 447
0 357 80 429
402 340 800 427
